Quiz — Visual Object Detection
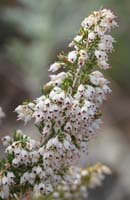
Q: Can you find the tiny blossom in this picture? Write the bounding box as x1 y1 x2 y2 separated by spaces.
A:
15 104 33 123
95 50 108 61
81 15 94 29
68 50 77 63
88 31 96 40
74 35 83 42
98 60 110 69
49 62 61 72
49 72 68 86
69 35 83 48
2 136 12 146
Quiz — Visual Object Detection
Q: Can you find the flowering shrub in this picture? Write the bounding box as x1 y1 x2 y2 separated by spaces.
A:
0 9 117 200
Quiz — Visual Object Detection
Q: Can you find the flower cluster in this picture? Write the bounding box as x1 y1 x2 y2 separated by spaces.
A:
0 9 117 199
0 171 15 199
0 130 40 199
36 163 111 200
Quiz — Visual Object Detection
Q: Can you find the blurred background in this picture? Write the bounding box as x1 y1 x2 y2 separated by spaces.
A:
0 0 130 199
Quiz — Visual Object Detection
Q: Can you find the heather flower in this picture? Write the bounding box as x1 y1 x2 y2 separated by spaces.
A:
49 62 61 72
37 163 111 200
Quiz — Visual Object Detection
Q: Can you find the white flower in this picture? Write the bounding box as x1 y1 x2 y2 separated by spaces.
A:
52 175 62 186
68 51 77 63
69 35 83 48
16 129 24 137
64 122 72 133
2 136 12 146
0 185 9 199
89 173 104 188
39 171 46 179
50 72 67 86
49 87 65 103
35 101 44 110
2 177 8 185
81 16 94 28
84 85 95 100
95 50 108 61
37 182 46 194
46 183 53 194
74 84 85 100
98 42 106 51
100 35 115 52
91 71 104 78
12 158 19 167
42 124 51 138
63 96 72 108
89 74 99 86
5 145 14 154
63 139 72 150
14 148 21 157
88 32 96 40
81 170 88 177
34 184 40 193
20 172 30 184
21 149 28 160
79 50 88 60
28 139 40 150
53 192 60 198
46 137 62 150
98 60 110 69
7 172 15 184
102 85 112 95
83 100 97 116
78 56 86 67
89 71 109 87
49 62 61 72
74 35 83 42
28 102 35 109
101 9 118 30
101 165 111 174
29 172 36 180
35 95 46 104
15 105 33 123
79 84 85 92
30 151 39 163
94 25 104 36
32 166 43 175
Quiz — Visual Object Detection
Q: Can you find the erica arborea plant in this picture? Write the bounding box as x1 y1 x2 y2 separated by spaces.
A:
0 8 118 200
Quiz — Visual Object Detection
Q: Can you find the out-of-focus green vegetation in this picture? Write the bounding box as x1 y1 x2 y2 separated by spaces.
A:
0 0 130 95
